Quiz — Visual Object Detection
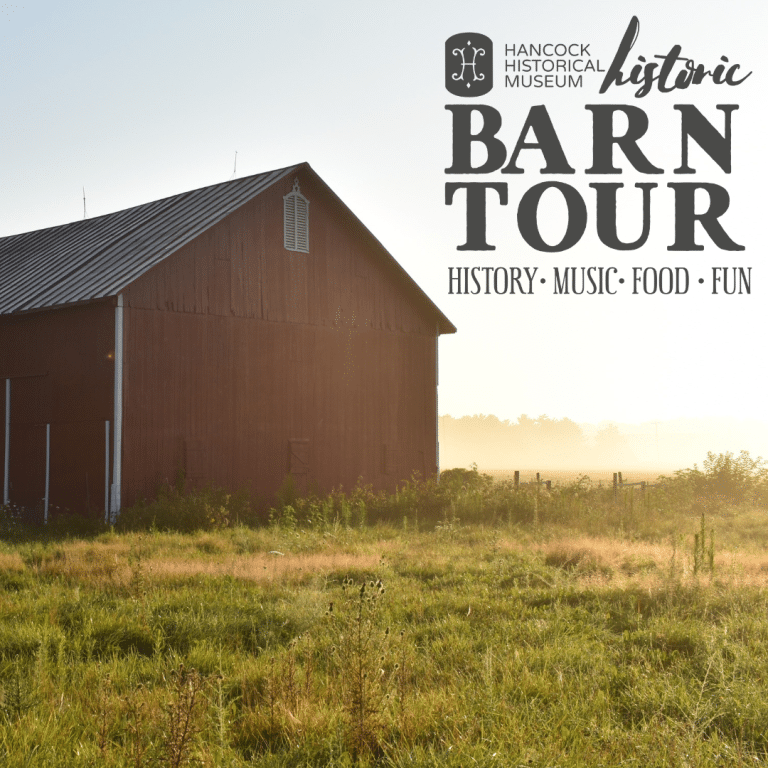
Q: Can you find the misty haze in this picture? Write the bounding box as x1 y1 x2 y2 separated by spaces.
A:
439 414 768 474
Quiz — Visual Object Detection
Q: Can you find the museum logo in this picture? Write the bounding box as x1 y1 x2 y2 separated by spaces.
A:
445 33 493 97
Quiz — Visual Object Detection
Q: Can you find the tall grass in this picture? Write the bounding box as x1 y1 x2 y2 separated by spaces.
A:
4 450 766 543
4 518 768 765
1 453 767 764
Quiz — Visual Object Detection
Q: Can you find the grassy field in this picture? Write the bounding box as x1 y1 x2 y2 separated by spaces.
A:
2 462 768 766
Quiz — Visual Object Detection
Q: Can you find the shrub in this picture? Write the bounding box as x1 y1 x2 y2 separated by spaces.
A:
439 465 493 494
118 484 254 533
703 450 767 504
663 450 768 509
0 503 26 541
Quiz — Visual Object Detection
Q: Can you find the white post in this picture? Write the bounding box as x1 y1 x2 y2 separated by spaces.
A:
3 379 9 506
104 420 110 524
435 323 440 480
44 423 50 523
111 294 124 522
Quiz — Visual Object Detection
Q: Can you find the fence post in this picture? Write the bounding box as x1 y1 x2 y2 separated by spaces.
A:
105 420 110 524
618 472 623 486
536 472 540 485
613 473 618 503
44 423 50 524
514 470 519 490
546 480 551 491
3 379 9 507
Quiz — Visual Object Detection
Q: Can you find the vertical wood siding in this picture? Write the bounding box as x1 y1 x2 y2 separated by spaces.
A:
0 302 114 518
122 172 439 509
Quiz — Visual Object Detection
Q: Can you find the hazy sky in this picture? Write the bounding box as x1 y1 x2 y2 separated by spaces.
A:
1 1 765 432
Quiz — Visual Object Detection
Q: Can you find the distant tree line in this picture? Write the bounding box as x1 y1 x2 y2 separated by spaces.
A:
438 414 637 469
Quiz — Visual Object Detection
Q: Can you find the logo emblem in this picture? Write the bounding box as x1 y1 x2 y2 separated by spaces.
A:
445 33 493 97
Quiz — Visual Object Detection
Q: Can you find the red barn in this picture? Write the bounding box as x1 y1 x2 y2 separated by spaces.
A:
0 163 455 522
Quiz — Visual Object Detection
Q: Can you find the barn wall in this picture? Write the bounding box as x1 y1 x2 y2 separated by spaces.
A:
122 171 438 508
0 302 114 518
124 172 437 333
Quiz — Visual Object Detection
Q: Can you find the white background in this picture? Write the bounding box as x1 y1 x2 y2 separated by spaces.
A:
1 0 765 462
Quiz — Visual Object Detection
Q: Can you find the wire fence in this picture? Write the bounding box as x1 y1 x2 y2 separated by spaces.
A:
507 470 659 501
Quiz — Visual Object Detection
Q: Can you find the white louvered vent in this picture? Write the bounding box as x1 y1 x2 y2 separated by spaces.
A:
284 179 309 253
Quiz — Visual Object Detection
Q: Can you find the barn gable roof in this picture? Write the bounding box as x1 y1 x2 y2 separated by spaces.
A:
0 163 456 334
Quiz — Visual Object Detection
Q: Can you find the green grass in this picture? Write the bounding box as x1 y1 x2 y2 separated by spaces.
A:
2 463 768 765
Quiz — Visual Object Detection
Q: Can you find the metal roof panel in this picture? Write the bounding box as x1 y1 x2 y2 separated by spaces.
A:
0 166 298 314
0 163 456 334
